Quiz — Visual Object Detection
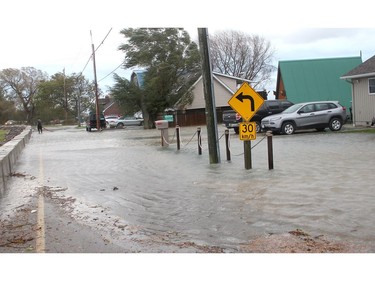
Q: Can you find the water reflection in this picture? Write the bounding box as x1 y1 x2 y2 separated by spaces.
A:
5 126 375 251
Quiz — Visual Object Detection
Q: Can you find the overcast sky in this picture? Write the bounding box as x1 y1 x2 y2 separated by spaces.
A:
2 0 374 95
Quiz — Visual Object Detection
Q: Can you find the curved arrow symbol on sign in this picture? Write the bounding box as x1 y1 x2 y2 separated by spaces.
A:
236 92 255 111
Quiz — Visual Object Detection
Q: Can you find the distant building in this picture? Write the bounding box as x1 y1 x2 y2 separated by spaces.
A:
131 70 146 88
341 55 375 126
276 56 362 117
175 72 257 126
100 96 121 117
130 70 267 127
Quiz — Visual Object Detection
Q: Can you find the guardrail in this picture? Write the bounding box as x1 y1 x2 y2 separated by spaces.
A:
0 126 32 197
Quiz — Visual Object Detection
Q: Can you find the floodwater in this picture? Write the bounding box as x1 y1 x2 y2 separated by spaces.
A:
2 125 375 252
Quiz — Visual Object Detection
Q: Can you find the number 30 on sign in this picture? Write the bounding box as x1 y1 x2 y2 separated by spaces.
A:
239 122 256 140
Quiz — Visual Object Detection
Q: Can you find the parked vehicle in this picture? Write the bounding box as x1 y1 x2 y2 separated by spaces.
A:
105 115 120 128
116 116 144 128
223 99 294 134
86 112 106 132
261 101 347 135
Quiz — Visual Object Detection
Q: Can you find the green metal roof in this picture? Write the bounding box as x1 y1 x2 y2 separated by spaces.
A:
279 56 362 110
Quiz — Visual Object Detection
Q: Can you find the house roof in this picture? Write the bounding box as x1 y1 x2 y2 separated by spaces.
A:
341 55 375 79
188 72 254 93
131 70 146 88
175 72 256 110
278 56 362 106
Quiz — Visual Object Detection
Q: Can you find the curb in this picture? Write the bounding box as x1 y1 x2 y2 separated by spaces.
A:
0 126 32 197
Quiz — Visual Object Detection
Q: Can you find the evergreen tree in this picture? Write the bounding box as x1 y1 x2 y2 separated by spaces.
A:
114 28 201 128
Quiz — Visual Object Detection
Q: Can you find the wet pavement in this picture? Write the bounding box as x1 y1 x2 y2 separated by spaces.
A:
1 124 375 252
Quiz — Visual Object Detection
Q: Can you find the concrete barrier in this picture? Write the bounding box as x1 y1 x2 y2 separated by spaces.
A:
0 126 32 197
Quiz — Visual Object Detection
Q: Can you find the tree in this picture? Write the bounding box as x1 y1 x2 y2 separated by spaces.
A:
0 67 49 123
114 28 201 128
36 72 96 125
111 73 143 115
0 89 17 124
209 30 276 90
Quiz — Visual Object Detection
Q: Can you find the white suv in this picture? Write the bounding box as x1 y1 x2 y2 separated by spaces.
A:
261 101 347 135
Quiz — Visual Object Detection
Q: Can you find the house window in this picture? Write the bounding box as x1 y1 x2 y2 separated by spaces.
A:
369 78 375 95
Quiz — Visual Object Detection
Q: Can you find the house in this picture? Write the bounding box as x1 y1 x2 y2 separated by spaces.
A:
275 56 362 117
131 70 146 88
129 70 264 127
175 72 257 126
340 55 375 126
100 95 122 117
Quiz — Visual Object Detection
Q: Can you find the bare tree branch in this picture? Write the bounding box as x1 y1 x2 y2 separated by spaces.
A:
210 30 276 90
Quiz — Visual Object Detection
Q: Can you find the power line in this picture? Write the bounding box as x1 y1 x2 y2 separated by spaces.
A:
78 28 113 77
95 28 112 52
98 61 124 82
80 54 92 75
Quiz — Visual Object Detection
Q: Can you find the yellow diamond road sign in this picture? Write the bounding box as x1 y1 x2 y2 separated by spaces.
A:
228 82 265 121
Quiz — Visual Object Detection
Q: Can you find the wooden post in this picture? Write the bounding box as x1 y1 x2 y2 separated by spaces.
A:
225 129 231 161
197 127 202 155
267 131 274 170
90 31 100 131
176 125 180 150
244 140 252 170
198 28 220 163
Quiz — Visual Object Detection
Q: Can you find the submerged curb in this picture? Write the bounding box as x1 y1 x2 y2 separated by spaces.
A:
0 126 32 196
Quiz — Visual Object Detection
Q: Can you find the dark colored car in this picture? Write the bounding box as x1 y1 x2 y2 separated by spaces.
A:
223 99 294 134
86 112 106 132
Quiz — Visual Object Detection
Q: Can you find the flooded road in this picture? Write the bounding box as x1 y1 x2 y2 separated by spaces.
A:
2 125 375 252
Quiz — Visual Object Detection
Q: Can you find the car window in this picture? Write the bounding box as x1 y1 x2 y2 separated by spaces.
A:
315 103 329 111
283 104 301 113
299 104 315 113
267 100 279 110
281 101 293 109
256 103 268 114
328 103 338 109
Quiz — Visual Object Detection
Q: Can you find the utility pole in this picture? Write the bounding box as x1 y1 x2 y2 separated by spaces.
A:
63 68 67 123
198 28 220 164
77 93 81 127
90 30 100 131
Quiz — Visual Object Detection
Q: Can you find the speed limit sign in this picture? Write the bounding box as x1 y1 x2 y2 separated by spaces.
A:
239 122 256 140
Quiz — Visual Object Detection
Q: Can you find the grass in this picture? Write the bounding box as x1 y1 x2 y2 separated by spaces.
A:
341 127 375 134
0 130 8 142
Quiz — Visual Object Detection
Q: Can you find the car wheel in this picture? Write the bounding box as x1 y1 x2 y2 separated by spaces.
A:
255 121 261 133
234 127 239 134
281 121 295 135
117 123 124 129
329 117 342 131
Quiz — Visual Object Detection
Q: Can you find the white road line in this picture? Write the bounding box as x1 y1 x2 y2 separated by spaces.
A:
36 149 45 253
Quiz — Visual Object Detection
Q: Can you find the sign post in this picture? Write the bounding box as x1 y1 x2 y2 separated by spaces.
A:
228 82 264 169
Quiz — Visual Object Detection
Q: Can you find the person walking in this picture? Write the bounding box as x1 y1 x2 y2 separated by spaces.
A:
37 119 43 134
